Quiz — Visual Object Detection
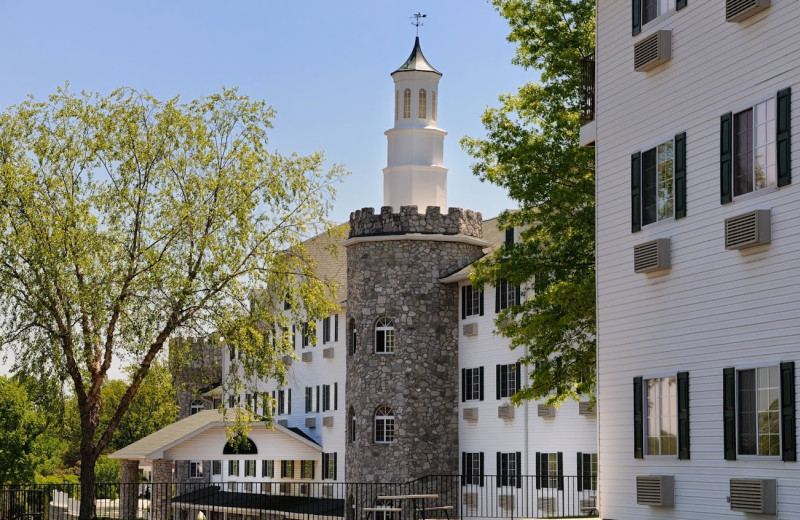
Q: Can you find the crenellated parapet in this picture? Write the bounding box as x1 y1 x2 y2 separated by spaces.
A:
349 205 483 238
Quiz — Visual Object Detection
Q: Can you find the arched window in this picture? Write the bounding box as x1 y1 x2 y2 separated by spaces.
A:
432 91 437 121
403 89 411 119
348 318 357 356
190 399 204 415
418 89 427 119
374 317 395 354
374 406 395 443
348 406 356 443
223 436 258 455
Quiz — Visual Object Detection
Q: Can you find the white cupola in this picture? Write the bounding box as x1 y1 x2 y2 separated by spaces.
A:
383 37 448 211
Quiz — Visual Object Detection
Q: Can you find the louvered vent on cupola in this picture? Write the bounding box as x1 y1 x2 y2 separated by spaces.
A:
636 475 675 507
726 0 770 22
634 238 671 273
724 209 771 250
729 478 776 514
634 30 671 72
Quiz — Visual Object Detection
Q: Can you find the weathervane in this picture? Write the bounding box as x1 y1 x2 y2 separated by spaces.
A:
411 12 427 36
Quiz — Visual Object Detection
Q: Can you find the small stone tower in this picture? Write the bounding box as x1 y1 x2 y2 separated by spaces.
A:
345 38 487 485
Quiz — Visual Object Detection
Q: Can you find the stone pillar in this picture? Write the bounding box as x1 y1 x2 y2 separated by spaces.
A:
119 459 140 520
151 459 173 520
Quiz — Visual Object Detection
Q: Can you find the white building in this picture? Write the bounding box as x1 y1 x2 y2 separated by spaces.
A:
591 1 799 518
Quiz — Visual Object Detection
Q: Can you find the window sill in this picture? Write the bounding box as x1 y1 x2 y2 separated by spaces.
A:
731 184 778 202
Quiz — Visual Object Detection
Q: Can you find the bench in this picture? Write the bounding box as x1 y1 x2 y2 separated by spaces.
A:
420 505 454 519
363 507 403 512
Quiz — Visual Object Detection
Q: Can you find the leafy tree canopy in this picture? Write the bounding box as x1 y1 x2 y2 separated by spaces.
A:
462 0 595 405
0 376 46 483
0 86 345 512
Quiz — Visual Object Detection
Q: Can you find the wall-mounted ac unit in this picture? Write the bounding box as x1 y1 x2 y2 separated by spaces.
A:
498 404 515 419
323 347 335 359
538 497 556 515
281 355 293 366
463 323 478 337
725 209 771 250
462 492 478 511
730 478 777 514
322 484 334 498
726 0 770 22
636 475 675 507
498 494 515 511
302 352 313 362
634 30 671 72
634 238 671 273
277 419 288 427
322 415 334 427
463 407 479 422
579 401 596 416
305 417 316 428
538 404 556 418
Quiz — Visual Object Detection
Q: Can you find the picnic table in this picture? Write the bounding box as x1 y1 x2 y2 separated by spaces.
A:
375 494 448 520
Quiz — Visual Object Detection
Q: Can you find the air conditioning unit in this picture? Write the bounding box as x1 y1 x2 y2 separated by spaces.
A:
498 494 515 511
322 484 334 498
281 355 293 366
538 497 556 515
726 0 770 22
579 401 596 416
305 417 317 428
730 478 777 514
462 407 479 422
538 404 556 418
498 404 515 419
636 475 675 507
634 238 671 273
277 419 288 427
323 347 335 359
462 492 478 511
302 352 313 362
322 415 334 427
634 30 672 72
463 323 478 337
725 209 771 250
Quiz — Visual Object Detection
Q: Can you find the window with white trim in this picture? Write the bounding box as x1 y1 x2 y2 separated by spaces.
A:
536 452 562 490
281 460 295 479
189 461 203 478
462 452 483 486
262 460 274 478
497 363 520 399
462 367 483 401
374 317 395 354
305 386 319 413
190 400 204 415
228 459 239 477
322 383 337 412
578 452 598 491
645 376 677 455
498 452 519 487
212 460 221 475
403 89 411 118
733 99 776 196
738 366 780 456
322 452 337 480
640 140 674 225
374 406 395 443
418 89 427 118
462 284 484 318
300 460 315 479
245 459 256 477
323 316 331 344
348 406 356 443
496 279 519 311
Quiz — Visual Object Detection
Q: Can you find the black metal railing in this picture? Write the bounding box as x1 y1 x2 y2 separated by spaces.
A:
580 53 596 123
0 476 598 520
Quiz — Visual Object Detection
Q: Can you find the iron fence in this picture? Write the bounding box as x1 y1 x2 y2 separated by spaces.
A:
0 477 597 520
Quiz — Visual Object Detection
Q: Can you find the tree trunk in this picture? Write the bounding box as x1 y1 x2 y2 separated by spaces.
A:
79 448 100 520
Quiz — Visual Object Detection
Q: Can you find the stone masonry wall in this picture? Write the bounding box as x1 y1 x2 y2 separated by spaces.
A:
345 219 485 484
349 206 482 238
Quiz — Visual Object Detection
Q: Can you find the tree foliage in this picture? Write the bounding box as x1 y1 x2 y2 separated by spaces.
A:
0 376 46 483
462 0 595 405
0 86 344 512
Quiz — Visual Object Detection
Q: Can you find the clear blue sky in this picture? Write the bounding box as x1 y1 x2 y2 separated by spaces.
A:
0 1 534 224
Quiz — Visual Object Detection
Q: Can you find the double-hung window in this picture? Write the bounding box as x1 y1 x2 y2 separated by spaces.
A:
631 132 686 231
497 452 521 488
302 322 311 347
495 279 520 312
228 460 240 477
721 88 791 203
300 460 315 480
633 373 690 459
322 317 331 344
577 452 598 492
497 363 521 399
536 452 563 490
374 406 395 443
461 452 484 486
322 383 337 412
724 363 795 460
305 386 319 413
375 317 395 354
245 460 256 477
281 460 295 479
461 367 484 402
322 452 337 480
262 460 274 478
189 461 203 478
461 284 484 318
212 460 222 475
277 388 291 415
632 0 686 36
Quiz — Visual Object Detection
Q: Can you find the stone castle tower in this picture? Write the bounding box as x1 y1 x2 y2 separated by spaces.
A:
344 38 486 483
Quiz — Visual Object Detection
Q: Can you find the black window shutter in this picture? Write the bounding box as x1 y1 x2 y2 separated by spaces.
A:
777 87 792 187
479 290 484 316
632 0 641 36
479 366 485 401
322 453 328 480
723 367 736 460
780 361 796 462
633 376 643 459
305 387 311 413
505 227 514 245
576 453 584 492
515 452 522 489
335 314 339 342
334 382 338 410
631 152 642 232
496 365 502 400
676 0 687 10
461 369 467 402
496 453 502 487
720 113 733 204
479 452 485 487
316 385 320 412
311 461 315 479
514 285 521 306
461 452 466 486
535 452 542 489
288 388 291 414
461 286 467 319
333 452 337 480
495 283 501 313
677 371 690 460
674 132 687 219
556 452 564 491
515 362 522 393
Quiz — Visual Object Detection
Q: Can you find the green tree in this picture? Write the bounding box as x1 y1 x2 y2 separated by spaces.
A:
0 376 46 483
462 0 595 405
0 86 344 517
